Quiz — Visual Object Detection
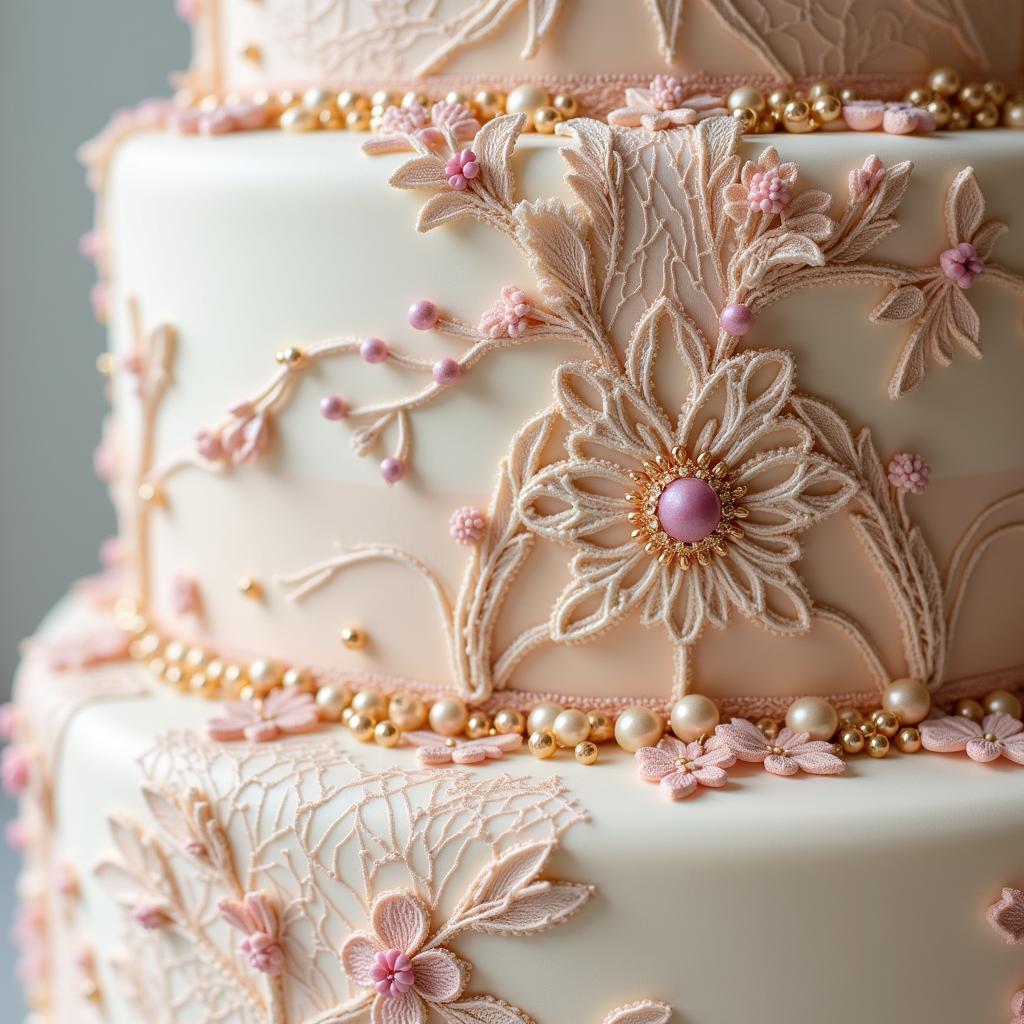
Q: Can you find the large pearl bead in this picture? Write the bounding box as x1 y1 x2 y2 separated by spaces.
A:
983 690 1023 719
614 706 663 752
351 689 386 722
881 678 931 725
388 692 427 731
506 84 551 126
669 694 721 742
657 478 721 543
955 698 984 723
552 709 590 748
785 697 839 741
315 685 351 722
527 702 563 735
429 698 468 737
719 302 754 336
727 85 765 112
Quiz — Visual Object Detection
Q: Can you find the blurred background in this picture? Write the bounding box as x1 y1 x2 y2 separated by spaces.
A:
0 2 187 1013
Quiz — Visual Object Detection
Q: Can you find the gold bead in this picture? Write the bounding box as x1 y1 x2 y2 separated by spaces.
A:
389 692 428 731
506 84 551 127
552 93 578 118
982 80 1007 106
767 89 791 113
189 672 217 699
336 90 368 115
895 727 922 754
1003 99 1024 129
402 91 430 109
958 82 985 112
345 108 371 131
528 729 558 759
586 711 614 743
277 89 299 111
164 665 186 689
133 632 162 660
527 702 563 735
465 712 492 740
574 741 599 766
974 102 999 129
928 67 960 98
473 90 506 119
493 707 526 735
756 114 777 134
808 81 834 100
237 576 262 599
429 697 468 737
757 717 780 740
873 711 900 738
374 720 401 748
222 663 246 693
839 86 861 103
731 106 758 133
785 697 839 741
670 694 721 742
810 94 842 124
947 104 971 130
926 97 952 128
882 678 932 725
340 626 367 650
613 706 664 753
983 689 1023 719
137 482 163 506
281 667 314 693
205 659 224 683
163 641 185 665
905 87 932 107
247 659 282 695
351 689 386 722
955 698 985 723
348 713 375 743
782 100 814 133
238 683 257 702
275 346 305 367
857 719 877 737
147 657 167 679
867 734 890 758
280 106 318 133
533 106 561 134
371 90 398 109
552 709 591 748
837 706 862 727
341 706 354 724
839 728 865 755
302 88 335 114
240 43 263 64
727 85 766 112
183 647 208 673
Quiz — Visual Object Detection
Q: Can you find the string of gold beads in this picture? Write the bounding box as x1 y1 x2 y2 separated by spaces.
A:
905 68 1023 130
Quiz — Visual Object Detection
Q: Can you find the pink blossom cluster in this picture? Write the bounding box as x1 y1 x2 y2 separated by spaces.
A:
196 401 271 464
445 148 479 191
219 892 285 975
371 949 417 996
381 104 428 136
848 154 887 198
887 452 930 495
449 506 486 544
478 286 533 339
380 100 479 149
940 242 985 288
650 75 687 111
747 169 791 215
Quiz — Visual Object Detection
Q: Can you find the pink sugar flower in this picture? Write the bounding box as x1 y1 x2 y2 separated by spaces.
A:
987 887 1024 944
449 506 486 544
2 745 32 796
429 100 479 140
920 712 1024 765
849 154 887 199
887 452 930 495
218 891 285 975
478 286 534 339
171 573 202 617
207 688 321 743
340 890 468 1015
635 736 736 800
132 901 171 930
195 428 224 461
445 148 479 191
382 104 429 136
404 730 522 766
609 78 725 131
940 241 985 288
650 75 687 111
715 718 846 776
747 169 791 215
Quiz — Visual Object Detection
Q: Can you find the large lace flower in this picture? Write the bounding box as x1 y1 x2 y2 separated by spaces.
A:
635 736 735 800
518 302 857 645
207 689 321 743
341 890 467 1023
919 712 1024 765
608 77 726 131
716 718 845 776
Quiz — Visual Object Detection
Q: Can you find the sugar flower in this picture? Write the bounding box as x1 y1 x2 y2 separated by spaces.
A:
887 452 930 495
715 718 845 776
609 77 726 131
987 887 1024 945
404 730 522 766
218 891 285 974
635 736 735 800
207 688 321 743
919 712 1024 765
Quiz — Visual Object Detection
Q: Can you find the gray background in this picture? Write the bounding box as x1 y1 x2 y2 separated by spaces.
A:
0 3 187 1015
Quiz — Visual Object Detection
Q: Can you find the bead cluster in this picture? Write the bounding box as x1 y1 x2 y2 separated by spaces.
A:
904 69 1024 131
725 82 848 135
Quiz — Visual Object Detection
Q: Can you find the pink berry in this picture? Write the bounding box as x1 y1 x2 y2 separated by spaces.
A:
319 395 349 420
432 358 461 386
360 338 389 363
719 302 754 336
408 300 439 331
380 457 406 485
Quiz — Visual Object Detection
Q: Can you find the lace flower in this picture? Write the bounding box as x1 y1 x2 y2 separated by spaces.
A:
635 736 735 800
919 712 1024 765
479 286 534 338
340 890 468 1018
218 891 285 975
404 730 522 766
608 78 726 131
207 689 321 743
724 149 799 224
518 305 856 645
367 102 479 155
716 718 845 776
987 887 1024 945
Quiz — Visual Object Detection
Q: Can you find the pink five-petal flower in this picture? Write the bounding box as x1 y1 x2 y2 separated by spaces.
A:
219 891 284 974
635 736 735 800
340 890 467 1021
715 719 846 777
403 730 522 766
207 688 321 743
920 713 1024 765
444 148 479 191
939 241 985 288
987 887 1024 945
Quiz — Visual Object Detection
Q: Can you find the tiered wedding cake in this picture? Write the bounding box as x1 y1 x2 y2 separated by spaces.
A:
5 2 1024 1022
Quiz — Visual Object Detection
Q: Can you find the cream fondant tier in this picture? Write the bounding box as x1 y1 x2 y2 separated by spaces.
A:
7 597 1024 1024
98 123 1024 713
179 0 1024 98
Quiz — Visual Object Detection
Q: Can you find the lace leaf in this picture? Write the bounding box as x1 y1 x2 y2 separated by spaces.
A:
643 0 684 60
514 198 597 312
476 114 526 208
470 881 593 935
604 1001 674 1024
440 996 534 1024
389 155 449 191
945 166 984 246
871 284 925 323
417 191 481 232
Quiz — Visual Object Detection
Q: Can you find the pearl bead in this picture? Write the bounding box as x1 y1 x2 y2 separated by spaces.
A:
575 741 599 765
380 457 406 484
727 85 765 112
444 91 470 107
757 717 779 740
881 678 931 725
341 626 367 650
895 727 922 754
527 702 563 735
837 706 862 727
402 91 429 109
237 576 261 599
351 689 386 721
928 67 960 97
948 105 972 130
280 106 317 132
320 395 349 420
348 713 375 743
873 711 900 738
465 712 492 740
586 711 615 743
371 90 398 108
163 641 185 665
429 697 468 737
983 81 1007 106
955 698 985 723
528 729 558 759
281 668 314 693
408 300 440 331
867 734 890 758
345 109 371 131
719 302 754 336
983 690 1023 719
276 346 305 366
657 478 722 543
974 102 999 129
669 694 721 742
552 709 590 748
388 692 427 730
926 98 951 128
506 84 551 126
493 708 526 735
432 357 461 386
247 659 282 695
839 728 865 755
614 706 663 752
958 82 986 112
360 337 389 363
785 697 839 741
474 90 506 119
374 720 401 748
552 93 578 118
1003 100 1024 129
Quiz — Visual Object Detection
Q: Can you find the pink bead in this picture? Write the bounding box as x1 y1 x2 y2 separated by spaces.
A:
656 477 722 543
380 457 406 485
719 302 753 336
432 357 461 385
408 300 439 331
360 338 389 363
319 395 349 420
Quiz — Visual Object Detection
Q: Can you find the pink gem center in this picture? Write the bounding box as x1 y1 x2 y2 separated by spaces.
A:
370 949 415 997
656 477 722 544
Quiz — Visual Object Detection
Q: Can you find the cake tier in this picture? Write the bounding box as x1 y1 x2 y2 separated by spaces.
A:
9 596 1024 1024
180 0 1024 99
97 123 1024 711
